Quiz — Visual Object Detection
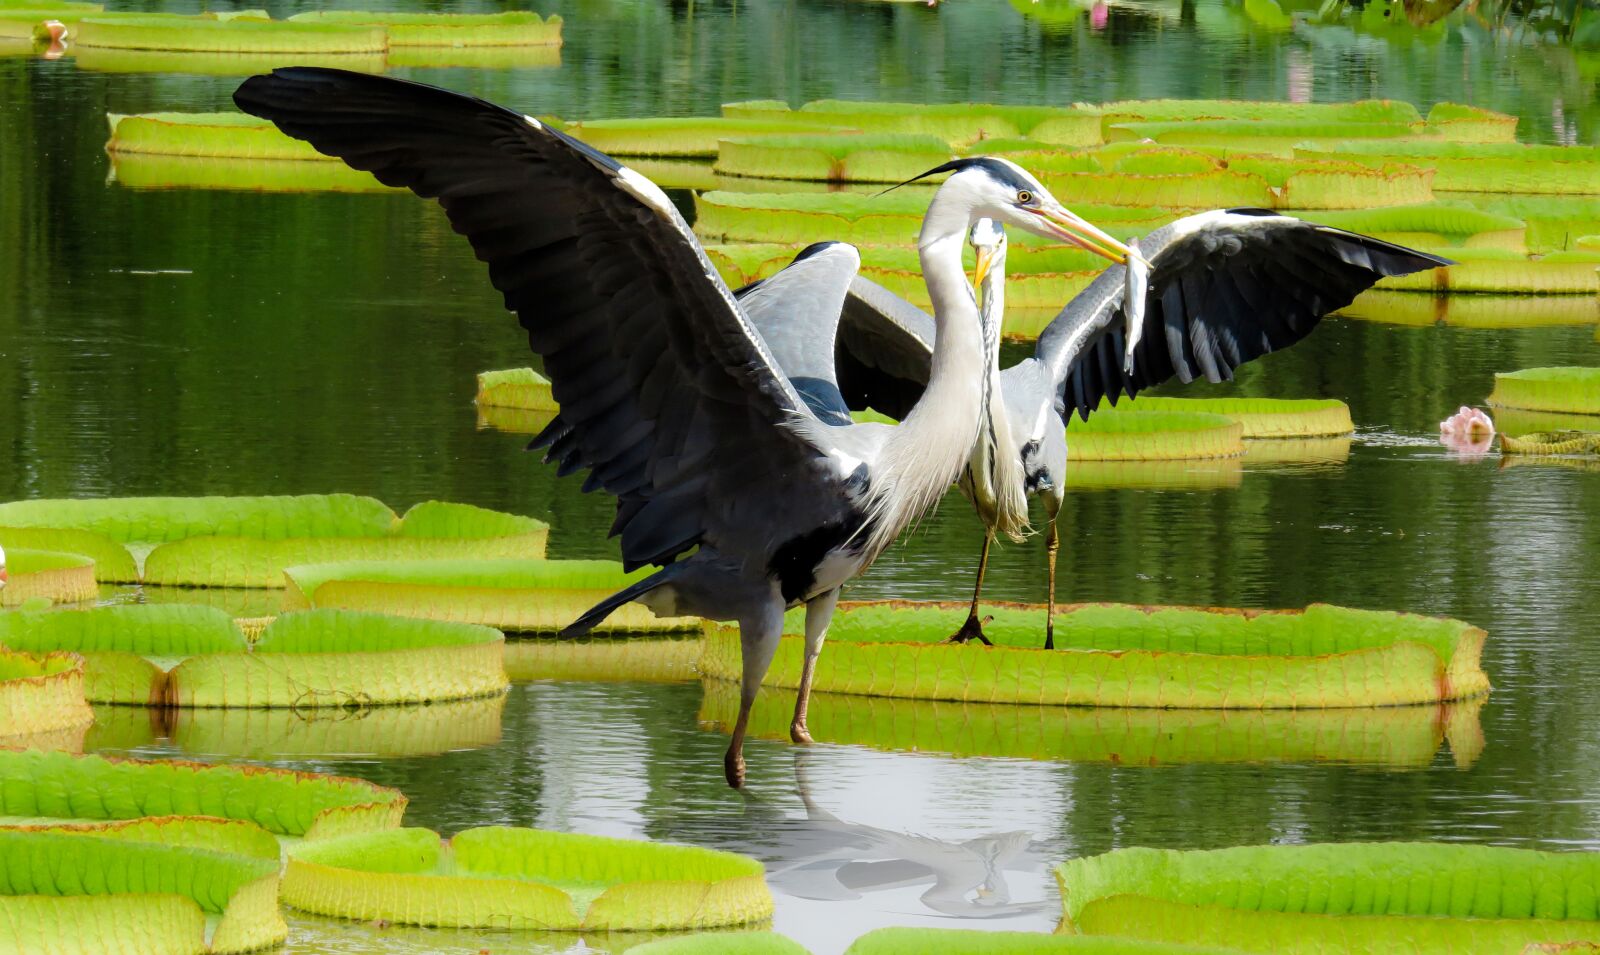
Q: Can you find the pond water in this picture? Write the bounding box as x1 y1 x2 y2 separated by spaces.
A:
3 1 1599 952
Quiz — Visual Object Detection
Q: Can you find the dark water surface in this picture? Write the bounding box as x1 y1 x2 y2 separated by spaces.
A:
3 1 1600 952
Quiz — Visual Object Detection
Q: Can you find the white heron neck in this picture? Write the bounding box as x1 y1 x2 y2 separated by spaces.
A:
855 226 986 560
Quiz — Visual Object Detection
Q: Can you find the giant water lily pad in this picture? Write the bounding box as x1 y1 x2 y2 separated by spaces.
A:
563 116 843 158
0 816 287 954
714 133 954 183
72 45 388 74
504 635 703 683
0 549 96 607
1373 248 1600 295
0 648 93 747
284 826 773 930
1500 432 1600 457
1066 410 1245 461
476 367 556 411
1339 290 1599 328
282 558 700 633
106 110 325 159
0 749 405 838
699 681 1483 769
847 928 1244 953
1115 397 1352 438
722 98 1104 147
1296 140 1600 195
287 10 561 46
701 601 1489 708
89 694 505 759
1056 843 1600 953
0 495 548 587
1063 457 1246 490
1306 203 1526 252
109 151 399 193
0 526 134 581
72 15 386 51
0 605 507 707
1489 368 1600 416
692 190 1166 246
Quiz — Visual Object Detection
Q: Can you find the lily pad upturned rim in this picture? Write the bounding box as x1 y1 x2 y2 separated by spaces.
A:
1056 842 1600 952
284 826 773 931
0 646 94 738
1488 367 1600 416
0 749 406 839
0 604 508 707
0 548 97 607
0 815 287 955
700 600 1490 708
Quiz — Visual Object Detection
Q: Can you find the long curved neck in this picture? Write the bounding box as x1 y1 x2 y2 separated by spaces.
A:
856 200 986 559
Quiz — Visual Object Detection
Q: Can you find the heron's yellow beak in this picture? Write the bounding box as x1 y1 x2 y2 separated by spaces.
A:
974 246 995 288
1029 204 1137 265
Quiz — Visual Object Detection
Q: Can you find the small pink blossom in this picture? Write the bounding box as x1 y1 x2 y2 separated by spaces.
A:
1440 406 1495 438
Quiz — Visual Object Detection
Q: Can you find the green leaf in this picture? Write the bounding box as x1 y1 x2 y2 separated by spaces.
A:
286 10 561 47
282 558 699 634
1116 397 1352 438
700 679 1483 769
0 647 93 748
72 15 386 52
284 826 773 930
0 818 286 954
1057 843 1600 953
1065 410 1245 461
700 601 1491 707
0 549 96 608
847 927 1245 953
0 749 406 838
1489 367 1600 416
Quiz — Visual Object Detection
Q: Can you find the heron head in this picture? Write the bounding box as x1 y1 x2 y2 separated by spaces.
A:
968 218 1007 289
908 157 1136 266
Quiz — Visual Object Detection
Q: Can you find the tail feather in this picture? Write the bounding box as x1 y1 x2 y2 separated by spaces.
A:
561 564 682 637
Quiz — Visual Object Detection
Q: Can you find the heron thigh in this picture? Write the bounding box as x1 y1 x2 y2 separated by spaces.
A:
804 588 840 662
739 598 788 705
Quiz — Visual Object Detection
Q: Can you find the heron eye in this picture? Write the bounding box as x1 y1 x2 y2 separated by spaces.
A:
1017 190 1032 204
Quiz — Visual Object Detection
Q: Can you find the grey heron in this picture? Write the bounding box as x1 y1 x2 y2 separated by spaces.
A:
232 70 1134 787
802 209 1450 647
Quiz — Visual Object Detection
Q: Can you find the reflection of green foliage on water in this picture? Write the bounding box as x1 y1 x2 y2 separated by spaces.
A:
1059 842 1600 952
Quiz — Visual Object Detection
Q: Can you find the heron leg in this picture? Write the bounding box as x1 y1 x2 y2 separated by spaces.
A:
1045 495 1062 651
791 587 839 745
948 535 994 646
727 600 784 790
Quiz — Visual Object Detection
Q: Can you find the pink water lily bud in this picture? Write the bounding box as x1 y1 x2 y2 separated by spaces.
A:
1440 406 1495 438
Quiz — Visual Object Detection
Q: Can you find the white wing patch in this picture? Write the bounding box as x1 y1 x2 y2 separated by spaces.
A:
615 165 679 222
1123 237 1149 374
522 114 543 130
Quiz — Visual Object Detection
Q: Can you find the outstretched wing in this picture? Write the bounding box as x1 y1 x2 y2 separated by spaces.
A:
235 67 842 570
1035 209 1452 420
736 242 863 426
738 247 936 425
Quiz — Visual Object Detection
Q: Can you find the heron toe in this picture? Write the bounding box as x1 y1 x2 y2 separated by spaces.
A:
946 615 993 646
724 747 746 789
790 721 815 745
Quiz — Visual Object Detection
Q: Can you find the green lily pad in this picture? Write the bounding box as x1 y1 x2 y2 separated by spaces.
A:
282 558 699 634
0 749 406 839
0 605 506 707
0 549 96 608
1057 843 1600 953
701 600 1490 707
0 647 93 746
1116 397 1352 438
284 826 773 930
1066 410 1245 461
286 10 561 47
1488 367 1600 416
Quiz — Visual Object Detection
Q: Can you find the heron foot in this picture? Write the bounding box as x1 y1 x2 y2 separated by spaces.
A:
946 614 993 646
724 748 746 789
790 720 814 745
